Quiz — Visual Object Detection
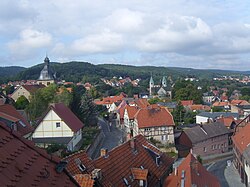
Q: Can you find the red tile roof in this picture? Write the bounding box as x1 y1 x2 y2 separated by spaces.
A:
188 104 211 111
133 98 150 108
74 174 94 187
134 105 175 128
95 93 127 105
181 100 194 106
64 150 95 176
125 105 140 120
0 104 33 136
48 103 84 132
164 153 220 187
232 124 250 154
131 168 148 180
0 122 79 187
217 116 235 128
212 101 229 107
65 135 174 187
94 135 174 186
231 100 250 106
117 100 127 120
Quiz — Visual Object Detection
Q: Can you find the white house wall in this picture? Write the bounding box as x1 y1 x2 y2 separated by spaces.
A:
32 110 74 138
244 161 250 187
196 116 209 124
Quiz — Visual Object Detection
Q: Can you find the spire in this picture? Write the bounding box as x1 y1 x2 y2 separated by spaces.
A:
44 55 50 66
162 76 167 87
149 74 154 96
149 73 154 86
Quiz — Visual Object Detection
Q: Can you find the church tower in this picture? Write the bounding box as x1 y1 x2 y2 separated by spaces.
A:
149 75 154 96
37 56 56 86
162 76 167 87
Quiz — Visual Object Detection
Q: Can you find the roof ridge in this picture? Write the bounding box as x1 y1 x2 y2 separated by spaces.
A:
63 150 89 160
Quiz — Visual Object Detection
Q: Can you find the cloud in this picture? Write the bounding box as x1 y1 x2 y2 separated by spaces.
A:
136 16 212 53
70 30 124 54
7 29 52 58
1 0 250 70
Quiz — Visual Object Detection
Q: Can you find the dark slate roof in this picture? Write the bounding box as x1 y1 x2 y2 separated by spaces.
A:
0 122 79 187
157 102 177 109
32 137 72 144
237 105 250 110
183 122 230 144
197 112 239 119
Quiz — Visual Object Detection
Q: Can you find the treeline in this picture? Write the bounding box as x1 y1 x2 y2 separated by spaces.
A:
2 61 250 85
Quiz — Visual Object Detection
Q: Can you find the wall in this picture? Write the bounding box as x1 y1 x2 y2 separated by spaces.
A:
32 109 73 138
192 134 228 157
86 130 105 159
196 116 209 124
11 86 31 102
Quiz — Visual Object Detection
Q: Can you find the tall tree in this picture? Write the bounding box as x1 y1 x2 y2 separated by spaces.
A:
79 92 98 126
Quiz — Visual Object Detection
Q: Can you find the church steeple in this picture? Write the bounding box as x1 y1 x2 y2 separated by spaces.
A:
37 55 56 86
162 76 167 87
149 74 154 96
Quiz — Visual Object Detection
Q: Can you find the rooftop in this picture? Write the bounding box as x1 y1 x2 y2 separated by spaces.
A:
164 153 220 187
0 122 79 187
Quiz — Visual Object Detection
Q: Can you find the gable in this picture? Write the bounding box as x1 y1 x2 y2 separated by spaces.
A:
33 109 73 138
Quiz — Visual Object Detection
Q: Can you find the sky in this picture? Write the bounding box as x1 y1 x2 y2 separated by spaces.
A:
0 0 250 70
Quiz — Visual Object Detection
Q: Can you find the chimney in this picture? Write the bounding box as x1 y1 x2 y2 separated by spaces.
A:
130 138 135 150
100 148 108 157
127 133 131 141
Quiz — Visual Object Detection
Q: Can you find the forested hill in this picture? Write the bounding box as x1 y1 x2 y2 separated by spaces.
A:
0 66 26 83
1 61 250 84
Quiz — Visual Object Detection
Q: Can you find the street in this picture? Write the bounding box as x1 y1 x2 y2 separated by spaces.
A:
92 117 125 159
206 158 245 187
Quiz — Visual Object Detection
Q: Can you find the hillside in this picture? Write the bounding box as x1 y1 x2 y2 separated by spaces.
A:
1 62 250 84
0 66 26 83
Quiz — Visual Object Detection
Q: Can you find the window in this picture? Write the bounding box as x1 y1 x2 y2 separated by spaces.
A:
203 147 207 152
56 122 61 128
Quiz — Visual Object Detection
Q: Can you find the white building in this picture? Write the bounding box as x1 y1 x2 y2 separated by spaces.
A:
32 103 83 151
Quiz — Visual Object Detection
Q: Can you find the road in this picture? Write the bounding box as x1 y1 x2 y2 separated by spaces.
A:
206 158 245 187
92 117 125 159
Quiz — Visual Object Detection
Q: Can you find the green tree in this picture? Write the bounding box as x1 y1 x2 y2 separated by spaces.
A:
173 80 202 104
70 85 86 119
79 92 98 126
54 87 73 106
14 95 29 110
27 84 73 121
148 97 163 104
172 104 185 125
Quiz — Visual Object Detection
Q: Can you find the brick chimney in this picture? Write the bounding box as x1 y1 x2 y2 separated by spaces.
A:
100 148 108 157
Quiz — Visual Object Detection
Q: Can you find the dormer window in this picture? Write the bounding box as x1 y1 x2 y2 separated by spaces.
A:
75 158 86 172
78 163 86 172
123 177 129 186
19 120 26 127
